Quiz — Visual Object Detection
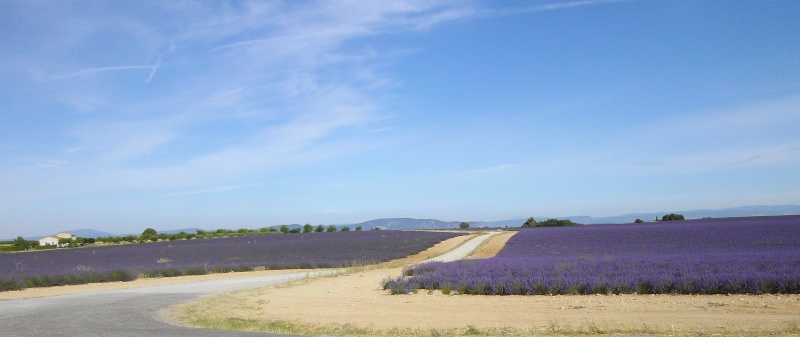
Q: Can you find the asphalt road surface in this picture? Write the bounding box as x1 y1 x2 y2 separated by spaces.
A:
0 233 498 337
417 231 500 263
0 270 335 337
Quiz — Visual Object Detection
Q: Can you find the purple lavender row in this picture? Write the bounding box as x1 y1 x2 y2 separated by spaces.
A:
383 215 800 295
1 231 460 290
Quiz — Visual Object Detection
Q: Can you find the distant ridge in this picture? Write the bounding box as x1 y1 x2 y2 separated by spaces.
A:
560 204 800 225
353 218 461 231
35 229 118 240
11 204 798 240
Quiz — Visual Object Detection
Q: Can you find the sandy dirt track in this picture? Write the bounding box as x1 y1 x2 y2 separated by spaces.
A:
176 232 800 335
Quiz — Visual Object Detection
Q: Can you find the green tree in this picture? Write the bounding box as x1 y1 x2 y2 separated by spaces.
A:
315 225 324 233
341 226 350 232
522 218 580 227
459 222 470 229
303 224 314 233
355 226 362 231
13 236 30 250
140 228 158 242
521 217 538 227
279 225 289 234
326 225 337 232
661 213 685 221
634 218 645 223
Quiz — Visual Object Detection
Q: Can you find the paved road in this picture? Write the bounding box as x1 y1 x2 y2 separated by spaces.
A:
0 233 499 336
417 231 500 263
0 270 335 337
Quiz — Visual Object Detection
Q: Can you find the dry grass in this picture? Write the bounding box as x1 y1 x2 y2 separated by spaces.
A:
174 312 800 337
465 230 516 259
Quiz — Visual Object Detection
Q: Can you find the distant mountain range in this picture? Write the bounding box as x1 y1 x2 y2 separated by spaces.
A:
14 204 799 240
344 204 800 230
557 204 800 225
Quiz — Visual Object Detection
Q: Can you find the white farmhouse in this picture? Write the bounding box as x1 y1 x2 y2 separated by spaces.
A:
55 232 76 240
38 236 58 246
38 232 77 247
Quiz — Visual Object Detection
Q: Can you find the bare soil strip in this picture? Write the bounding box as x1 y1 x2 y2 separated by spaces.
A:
174 232 800 336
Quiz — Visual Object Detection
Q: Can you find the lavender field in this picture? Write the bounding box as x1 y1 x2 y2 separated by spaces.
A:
0 230 460 291
383 215 800 295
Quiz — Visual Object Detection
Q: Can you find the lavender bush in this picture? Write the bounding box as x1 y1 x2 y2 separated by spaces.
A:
383 215 800 295
0 230 460 291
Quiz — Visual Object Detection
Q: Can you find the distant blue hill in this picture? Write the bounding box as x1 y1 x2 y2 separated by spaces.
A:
352 218 461 230
556 204 800 225
11 204 798 240
158 228 203 235
22 229 119 240
65 228 118 238
332 204 799 230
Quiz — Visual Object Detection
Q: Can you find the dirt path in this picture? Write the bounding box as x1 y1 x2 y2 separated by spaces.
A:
174 231 800 336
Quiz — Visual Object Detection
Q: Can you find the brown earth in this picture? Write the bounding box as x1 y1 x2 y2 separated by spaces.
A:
175 232 800 336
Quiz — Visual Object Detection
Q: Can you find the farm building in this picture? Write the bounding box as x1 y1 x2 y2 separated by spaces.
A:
55 232 76 240
38 232 77 247
38 236 58 246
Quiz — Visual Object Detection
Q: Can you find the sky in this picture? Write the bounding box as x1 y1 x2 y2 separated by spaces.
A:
1 0 799 238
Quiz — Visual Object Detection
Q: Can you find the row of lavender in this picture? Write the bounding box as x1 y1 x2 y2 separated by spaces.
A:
383 215 800 295
1 231 460 291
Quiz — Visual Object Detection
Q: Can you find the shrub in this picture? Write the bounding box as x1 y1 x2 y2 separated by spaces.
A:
0 278 21 291
109 270 135 282
184 267 207 276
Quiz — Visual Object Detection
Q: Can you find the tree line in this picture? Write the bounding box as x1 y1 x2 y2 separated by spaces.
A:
0 236 96 252
96 224 364 244
520 217 581 227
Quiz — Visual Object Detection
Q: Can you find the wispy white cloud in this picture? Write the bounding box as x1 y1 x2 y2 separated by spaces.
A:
320 209 351 214
64 146 86 154
531 0 627 12
476 0 627 18
165 184 258 196
41 65 153 82
720 145 800 168
634 143 800 174
459 164 517 175
32 160 69 169
145 56 161 83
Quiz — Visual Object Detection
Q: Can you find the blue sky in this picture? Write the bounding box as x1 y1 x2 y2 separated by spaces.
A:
2 0 799 238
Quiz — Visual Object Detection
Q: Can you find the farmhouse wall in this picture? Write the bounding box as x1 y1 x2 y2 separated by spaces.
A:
38 236 58 246
55 232 76 240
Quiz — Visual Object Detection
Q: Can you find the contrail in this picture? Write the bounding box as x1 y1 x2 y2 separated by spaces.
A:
43 65 151 81
146 56 162 83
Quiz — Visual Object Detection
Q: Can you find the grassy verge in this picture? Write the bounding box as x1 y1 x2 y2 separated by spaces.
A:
173 310 800 337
